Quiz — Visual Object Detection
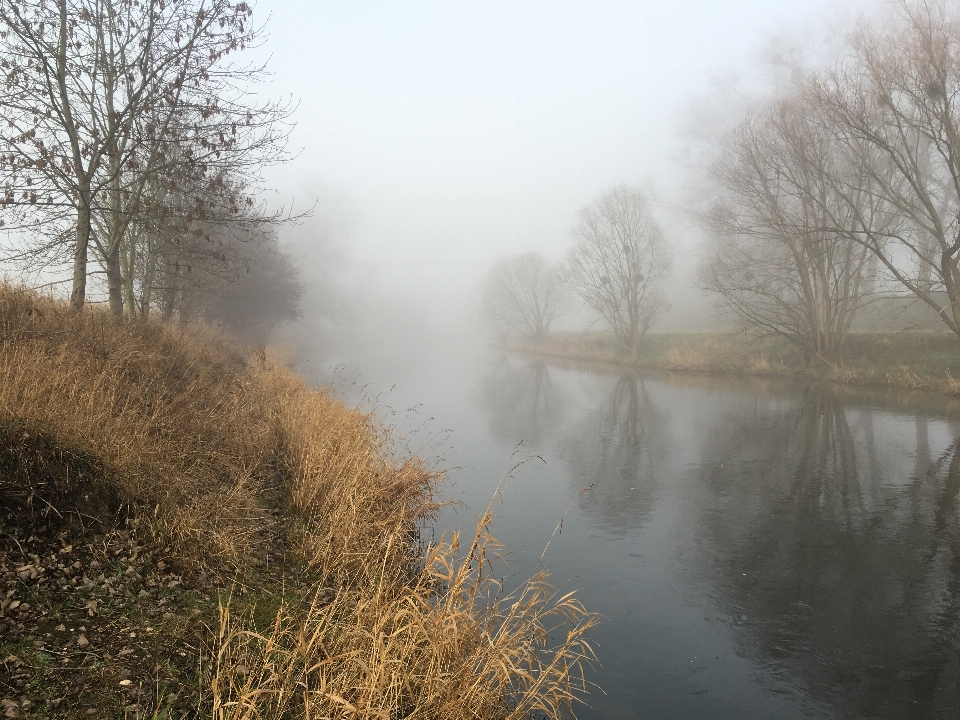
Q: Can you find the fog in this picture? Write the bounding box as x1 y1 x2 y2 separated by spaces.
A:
253 0 873 358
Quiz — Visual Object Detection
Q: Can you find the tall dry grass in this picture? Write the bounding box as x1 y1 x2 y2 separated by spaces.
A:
207 506 597 720
208 364 598 719
262 363 442 585
516 330 960 396
0 284 597 718
0 284 272 569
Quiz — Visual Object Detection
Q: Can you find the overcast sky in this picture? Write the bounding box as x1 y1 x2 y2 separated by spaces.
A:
256 0 874 328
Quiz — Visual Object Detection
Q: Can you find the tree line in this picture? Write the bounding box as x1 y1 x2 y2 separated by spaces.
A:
0 0 300 340
486 1 960 366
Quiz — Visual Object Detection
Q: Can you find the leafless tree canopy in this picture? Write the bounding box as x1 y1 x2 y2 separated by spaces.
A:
0 0 298 321
188 228 302 344
693 0 960 348
563 186 671 355
481 251 566 343
801 0 960 337
701 96 886 363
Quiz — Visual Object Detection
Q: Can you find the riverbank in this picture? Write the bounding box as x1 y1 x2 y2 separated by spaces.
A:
0 286 594 719
508 331 960 396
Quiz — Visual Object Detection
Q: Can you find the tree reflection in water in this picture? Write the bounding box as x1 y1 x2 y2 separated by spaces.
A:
560 373 669 534
689 385 960 719
478 358 960 717
479 356 564 448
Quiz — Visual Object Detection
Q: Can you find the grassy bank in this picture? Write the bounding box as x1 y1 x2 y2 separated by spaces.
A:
509 331 960 396
0 286 595 720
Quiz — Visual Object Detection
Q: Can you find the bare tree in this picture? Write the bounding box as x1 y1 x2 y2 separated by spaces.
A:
807 0 960 337
480 251 567 343
0 0 293 313
562 186 671 356
115 158 295 321
700 95 885 363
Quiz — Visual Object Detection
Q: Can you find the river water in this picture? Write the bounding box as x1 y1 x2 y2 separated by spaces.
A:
307 335 960 720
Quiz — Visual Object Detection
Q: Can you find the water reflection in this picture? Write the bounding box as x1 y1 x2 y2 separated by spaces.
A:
687 385 960 718
479 357 564 447
477 356 960 718
561 374 669 534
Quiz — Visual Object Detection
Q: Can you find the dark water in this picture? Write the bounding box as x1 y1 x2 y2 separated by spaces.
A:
309 339 960 720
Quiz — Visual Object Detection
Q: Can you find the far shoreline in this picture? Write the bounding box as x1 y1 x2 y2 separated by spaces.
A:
501 331 960 399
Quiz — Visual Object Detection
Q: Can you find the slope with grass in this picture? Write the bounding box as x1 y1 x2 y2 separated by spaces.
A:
0 286 596 720
509 332 960 396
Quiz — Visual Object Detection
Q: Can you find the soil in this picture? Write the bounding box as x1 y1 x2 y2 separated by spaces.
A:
0 426 281 720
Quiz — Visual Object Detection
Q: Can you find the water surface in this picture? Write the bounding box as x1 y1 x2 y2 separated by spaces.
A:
309 340 960 720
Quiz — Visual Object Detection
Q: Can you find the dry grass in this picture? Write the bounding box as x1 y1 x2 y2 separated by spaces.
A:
207 508 597 720
512 332 804 376
512 331 960 396
263 365 441 586
945 372 960 397
0 284 597 718
205 370 598 719
886 364 927 391
0 284 272 571
826 364 858 384
661 346 707 371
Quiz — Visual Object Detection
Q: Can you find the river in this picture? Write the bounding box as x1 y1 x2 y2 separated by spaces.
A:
305 334 960 720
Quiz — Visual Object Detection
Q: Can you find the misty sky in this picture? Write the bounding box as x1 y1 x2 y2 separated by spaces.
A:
258 0 873 327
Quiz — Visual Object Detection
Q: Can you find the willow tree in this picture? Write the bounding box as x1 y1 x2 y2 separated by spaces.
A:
808 0 960 337
700 96 886 363
563 186 671 357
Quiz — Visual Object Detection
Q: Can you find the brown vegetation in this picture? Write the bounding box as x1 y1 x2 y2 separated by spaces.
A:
0 285 596 719
510 331 960 397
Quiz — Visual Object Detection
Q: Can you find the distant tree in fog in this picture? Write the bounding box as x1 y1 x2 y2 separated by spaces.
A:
167 228 302 344
481 252 567 343
700 95 883 364
562 186 671 356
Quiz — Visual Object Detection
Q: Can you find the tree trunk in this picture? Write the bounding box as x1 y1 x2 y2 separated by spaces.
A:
941 250 960 336
162 259 180 321
62 0 88 312
628 328 641 361
141 240 157 317
70 185 91 310
104 241 123 316
122 230 138 318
